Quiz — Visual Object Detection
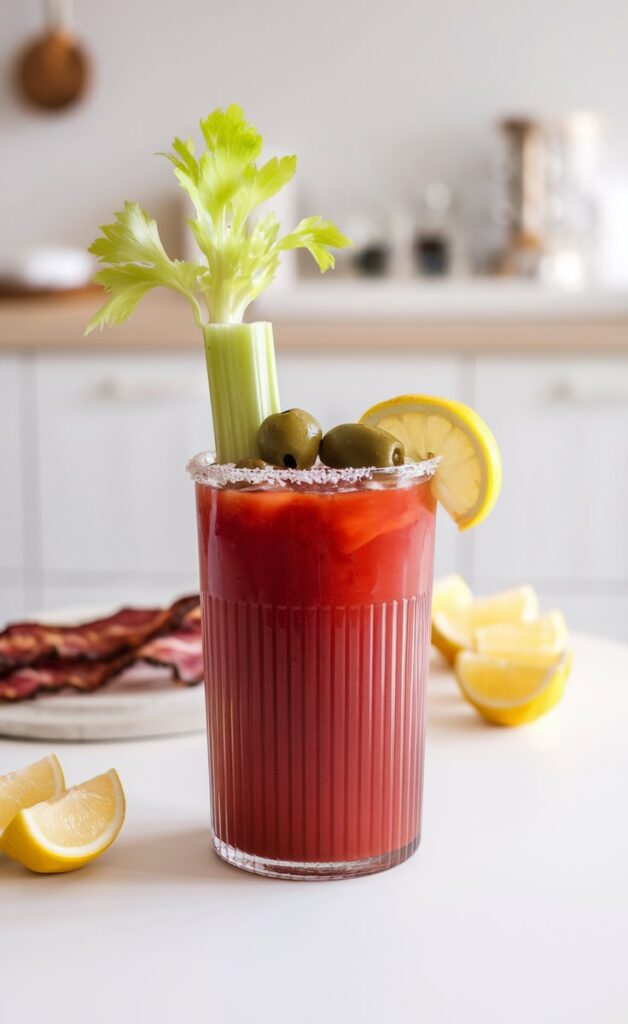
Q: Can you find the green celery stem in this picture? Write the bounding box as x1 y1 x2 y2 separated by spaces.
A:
203 321 281 464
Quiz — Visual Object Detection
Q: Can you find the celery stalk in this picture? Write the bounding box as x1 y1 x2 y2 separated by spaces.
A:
86 105 350 461
203 322 280 464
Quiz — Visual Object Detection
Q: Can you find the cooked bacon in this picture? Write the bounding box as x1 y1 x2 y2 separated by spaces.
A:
0 595 198 676
0 599 204 701
179 604 201 632
0 654 135 701
140 623 203 685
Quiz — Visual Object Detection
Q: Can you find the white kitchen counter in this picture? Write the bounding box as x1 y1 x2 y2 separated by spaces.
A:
1 632 626 1024
3 281 628 352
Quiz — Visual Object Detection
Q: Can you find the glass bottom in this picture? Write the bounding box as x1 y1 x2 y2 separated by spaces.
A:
212 832 421 881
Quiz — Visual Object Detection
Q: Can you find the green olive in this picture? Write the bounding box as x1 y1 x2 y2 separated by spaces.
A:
319 423 405 469
258 409 322 469
235 457 268 470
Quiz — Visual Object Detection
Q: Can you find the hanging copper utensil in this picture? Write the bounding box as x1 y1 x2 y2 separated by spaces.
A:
17 0 89 111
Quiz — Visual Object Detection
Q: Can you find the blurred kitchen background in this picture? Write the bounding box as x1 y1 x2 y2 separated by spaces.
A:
1 0 628 639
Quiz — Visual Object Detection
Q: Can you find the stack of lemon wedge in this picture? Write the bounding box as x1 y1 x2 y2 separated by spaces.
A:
0 755 125 873
432 575 571 726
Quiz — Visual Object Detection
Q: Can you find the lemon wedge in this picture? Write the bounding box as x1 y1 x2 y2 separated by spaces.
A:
472 585 539 628
455 650 572 725
475 610 567 668
360 395 501 530
431 575 473 660
432 584 539 664
432 607 475 664
0 754 65 837
432 574 473 615
0 769 125 874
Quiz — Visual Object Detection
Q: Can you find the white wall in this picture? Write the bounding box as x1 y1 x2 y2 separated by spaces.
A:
2 0 628 259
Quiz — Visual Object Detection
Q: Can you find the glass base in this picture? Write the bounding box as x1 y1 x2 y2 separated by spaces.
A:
212 833 420 881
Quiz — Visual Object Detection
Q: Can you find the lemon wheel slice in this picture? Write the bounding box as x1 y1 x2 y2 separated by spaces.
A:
360 395 501 530
0 754 65 836
455 650 572 726
0 769 125 874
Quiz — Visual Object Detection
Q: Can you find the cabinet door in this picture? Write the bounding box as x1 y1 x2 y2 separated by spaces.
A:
534 591 628 643
474 356 628 585
41 575 198 616
280 350 464 579
0 355 25 570
0 576 26 626
36 353 212 576
279 350 460 430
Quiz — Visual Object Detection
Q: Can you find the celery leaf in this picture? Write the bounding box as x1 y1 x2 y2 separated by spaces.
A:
86 202 203 333
277 216 352 272
231 156 297 230
87 106 351 329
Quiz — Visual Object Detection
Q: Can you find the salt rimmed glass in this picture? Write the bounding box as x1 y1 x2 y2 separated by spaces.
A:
188 453 439 880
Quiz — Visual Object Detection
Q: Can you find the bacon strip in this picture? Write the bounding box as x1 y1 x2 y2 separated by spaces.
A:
0 595 198 676
0 600 204 701
140 623 203 685
0 654 135 701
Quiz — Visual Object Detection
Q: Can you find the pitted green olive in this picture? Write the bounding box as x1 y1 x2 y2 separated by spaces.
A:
319 423 405 469
258 409 322 469
235 457 268 470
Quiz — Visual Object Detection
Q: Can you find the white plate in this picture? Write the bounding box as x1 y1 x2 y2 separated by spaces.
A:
0 606 206 742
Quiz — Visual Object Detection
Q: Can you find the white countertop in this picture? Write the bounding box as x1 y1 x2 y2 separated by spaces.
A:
3 281 628 354
1 632 627 1024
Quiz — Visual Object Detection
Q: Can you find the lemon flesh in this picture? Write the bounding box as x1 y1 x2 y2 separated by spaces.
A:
0 769 125 873
360 395 501 530
432 608 475 663
0 754 65 837
472 585 539 628
432 574 473 615
432 584 539 664
475 610 567 668
455 650 572 726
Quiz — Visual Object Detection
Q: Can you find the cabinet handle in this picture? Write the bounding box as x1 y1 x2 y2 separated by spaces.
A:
547 379 628 407
89 377 205 403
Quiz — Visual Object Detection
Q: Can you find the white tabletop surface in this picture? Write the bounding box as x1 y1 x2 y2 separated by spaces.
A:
1 632 627 1024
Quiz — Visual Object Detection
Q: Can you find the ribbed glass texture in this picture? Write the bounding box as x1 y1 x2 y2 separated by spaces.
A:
194 468 436 880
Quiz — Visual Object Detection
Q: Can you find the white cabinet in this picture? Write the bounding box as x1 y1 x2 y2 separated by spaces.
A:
474 356 628 586
0 577 26 624
41 576 198 616
0 355 25 570
279 351 460 429
35 353 212 577
280 350 463 579
531 591 628 641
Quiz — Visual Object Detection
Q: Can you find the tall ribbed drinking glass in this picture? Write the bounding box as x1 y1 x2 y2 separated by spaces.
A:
188 455 438 880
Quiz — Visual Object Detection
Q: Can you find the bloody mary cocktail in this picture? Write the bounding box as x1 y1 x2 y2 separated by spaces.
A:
88 103 501 882
189 456 437 880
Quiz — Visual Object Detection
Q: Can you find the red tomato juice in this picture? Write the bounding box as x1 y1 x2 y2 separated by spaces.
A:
195 474 436 877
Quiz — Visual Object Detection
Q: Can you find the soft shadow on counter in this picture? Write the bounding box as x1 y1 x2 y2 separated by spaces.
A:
427 689 487 735
1 828 270 888
109 826 254 885
427 655 487 736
